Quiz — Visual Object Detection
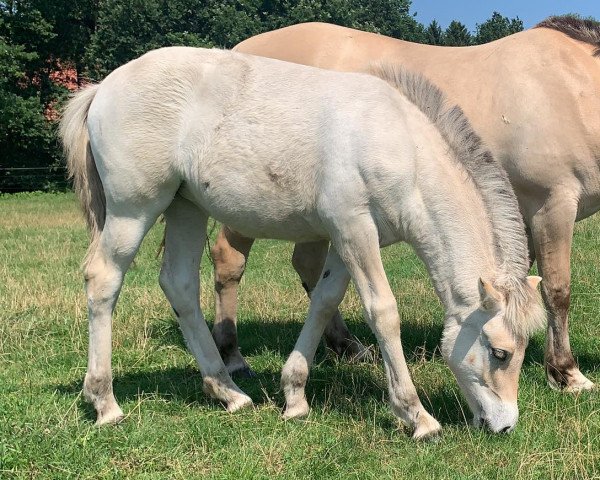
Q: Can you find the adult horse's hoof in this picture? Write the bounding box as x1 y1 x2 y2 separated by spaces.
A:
564 379 595 393
223 350 254 377
347 342 375 363
325 335 374 363
282 398 310 420
563 371 595 393
411 413 442 441
547 367 595 393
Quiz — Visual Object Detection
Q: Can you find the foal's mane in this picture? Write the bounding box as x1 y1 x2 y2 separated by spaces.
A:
370 65 545 337
536 15 600 57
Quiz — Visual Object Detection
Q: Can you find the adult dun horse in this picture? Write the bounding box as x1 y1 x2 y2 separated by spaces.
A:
211 16 600 391
60 47 544 437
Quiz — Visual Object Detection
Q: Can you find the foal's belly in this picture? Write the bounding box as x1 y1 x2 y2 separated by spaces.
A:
180 182 328 242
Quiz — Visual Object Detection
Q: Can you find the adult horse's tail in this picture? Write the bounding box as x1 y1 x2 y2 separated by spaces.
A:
59 84 104 266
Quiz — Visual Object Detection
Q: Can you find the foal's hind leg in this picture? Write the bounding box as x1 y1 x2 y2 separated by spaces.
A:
529 195 595 392
292 241 369 360
161 198 252 411
84 214 164 425
210 226 255 376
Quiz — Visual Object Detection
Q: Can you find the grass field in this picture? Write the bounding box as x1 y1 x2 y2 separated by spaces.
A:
1 192 599 479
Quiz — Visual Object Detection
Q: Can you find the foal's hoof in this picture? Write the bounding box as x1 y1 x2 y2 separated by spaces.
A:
411 413 442 441
282 398 310 420
226 394 254 412
95 404 125 426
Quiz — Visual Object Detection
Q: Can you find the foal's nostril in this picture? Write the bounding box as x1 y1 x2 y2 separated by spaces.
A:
500 425 511 433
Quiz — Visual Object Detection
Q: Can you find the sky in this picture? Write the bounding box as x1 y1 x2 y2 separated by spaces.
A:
410 0 600 32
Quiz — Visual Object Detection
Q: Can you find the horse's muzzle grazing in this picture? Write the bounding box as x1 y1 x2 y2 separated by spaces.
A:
473 402 518 434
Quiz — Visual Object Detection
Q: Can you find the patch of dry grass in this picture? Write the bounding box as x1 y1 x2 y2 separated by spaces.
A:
0 192 598 479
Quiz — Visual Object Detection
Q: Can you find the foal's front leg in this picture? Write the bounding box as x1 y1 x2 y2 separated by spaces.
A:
281 247 352 419
334 228 441 440
292 241 370 360
281 227 440 440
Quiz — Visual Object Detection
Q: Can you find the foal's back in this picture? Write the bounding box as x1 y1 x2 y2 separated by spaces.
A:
88 47 448 242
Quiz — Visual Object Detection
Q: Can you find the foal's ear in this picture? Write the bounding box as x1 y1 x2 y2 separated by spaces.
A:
478 278 503 311
526 275 542 290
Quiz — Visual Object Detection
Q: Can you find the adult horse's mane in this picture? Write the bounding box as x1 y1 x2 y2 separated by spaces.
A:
370 64 545 337
536 15 600 57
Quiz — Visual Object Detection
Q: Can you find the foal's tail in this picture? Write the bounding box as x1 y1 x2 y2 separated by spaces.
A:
59 84 104 266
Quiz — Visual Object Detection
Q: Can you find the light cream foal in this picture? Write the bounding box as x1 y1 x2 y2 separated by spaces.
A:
61 47 544 438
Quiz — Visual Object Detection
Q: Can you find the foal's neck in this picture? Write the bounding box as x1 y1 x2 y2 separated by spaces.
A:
405 172 498 315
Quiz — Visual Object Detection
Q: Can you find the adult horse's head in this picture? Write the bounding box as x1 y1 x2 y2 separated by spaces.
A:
441 276 545 433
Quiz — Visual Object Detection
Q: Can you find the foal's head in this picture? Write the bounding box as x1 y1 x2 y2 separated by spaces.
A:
441 276 545 433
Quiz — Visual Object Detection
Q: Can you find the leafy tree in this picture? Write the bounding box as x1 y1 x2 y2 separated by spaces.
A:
2 1 99 87
84 0 212 79
1 6 57 191
333 0 425 42
0 1 100 191
0 37 63 191
43 0 100 84
443 20 472 46
474 11 523 45
425 19 443 45
2 1 543 192
85 0 425 80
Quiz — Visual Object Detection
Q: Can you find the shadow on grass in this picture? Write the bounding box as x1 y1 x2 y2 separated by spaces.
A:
148 313 598 373
53 314 597 427
53 314 474 428
55 364 471 430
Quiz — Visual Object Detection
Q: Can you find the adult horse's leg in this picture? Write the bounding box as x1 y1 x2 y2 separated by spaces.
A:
291 241 369 359
525 226 536 269
211 230 367 376
84 212 166 425
529 194 595 392
162 198 253 410
210 226 255 376
281 222 441 440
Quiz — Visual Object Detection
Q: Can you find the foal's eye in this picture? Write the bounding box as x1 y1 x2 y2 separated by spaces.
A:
491 348 508 361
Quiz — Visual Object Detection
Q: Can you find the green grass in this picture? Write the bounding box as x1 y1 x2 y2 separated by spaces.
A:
1 192 598 479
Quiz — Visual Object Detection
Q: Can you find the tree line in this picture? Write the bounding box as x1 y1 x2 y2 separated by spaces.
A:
1 1 524 192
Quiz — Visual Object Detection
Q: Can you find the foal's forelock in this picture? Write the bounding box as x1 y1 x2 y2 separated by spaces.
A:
498 277 546 340
370 64 531 278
